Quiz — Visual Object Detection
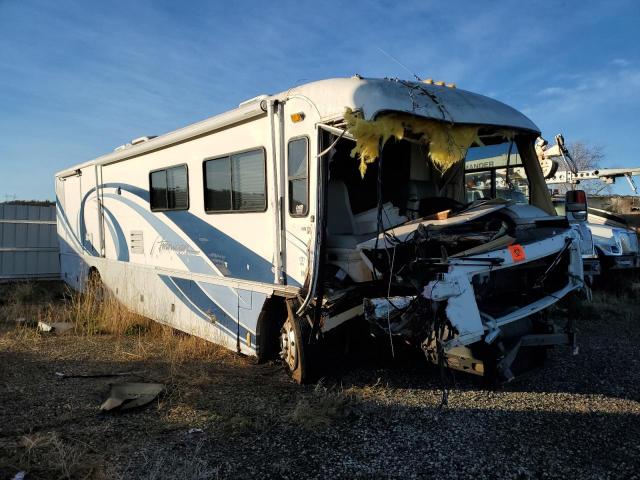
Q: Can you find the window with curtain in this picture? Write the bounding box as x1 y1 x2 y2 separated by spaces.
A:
150 165 189 211
204 148 266 212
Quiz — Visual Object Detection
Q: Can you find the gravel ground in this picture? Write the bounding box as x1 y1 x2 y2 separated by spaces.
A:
0 288 639 479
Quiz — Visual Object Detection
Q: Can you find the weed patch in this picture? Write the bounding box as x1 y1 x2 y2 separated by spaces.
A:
290 383 353 429
19 431 101 479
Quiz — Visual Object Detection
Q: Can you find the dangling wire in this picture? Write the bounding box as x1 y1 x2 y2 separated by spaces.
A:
504 139 515 190
386 247 397 358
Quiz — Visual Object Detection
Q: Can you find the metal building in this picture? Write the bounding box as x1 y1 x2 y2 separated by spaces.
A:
0 203 60 281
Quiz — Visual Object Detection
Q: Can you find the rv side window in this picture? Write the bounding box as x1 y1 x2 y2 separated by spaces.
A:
204 148 267 213
287 137 309 216
149 165 189 211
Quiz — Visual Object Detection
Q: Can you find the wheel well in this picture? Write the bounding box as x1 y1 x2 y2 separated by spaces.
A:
85 267 103 295
255 295 288 363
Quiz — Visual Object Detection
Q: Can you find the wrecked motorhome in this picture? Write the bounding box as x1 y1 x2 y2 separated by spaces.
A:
55 77 584 384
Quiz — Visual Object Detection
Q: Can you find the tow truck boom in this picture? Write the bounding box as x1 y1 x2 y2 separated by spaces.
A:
545 168 640 193
538 134 640 193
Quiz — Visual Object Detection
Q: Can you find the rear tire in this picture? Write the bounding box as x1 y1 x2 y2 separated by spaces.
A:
87 268 105 303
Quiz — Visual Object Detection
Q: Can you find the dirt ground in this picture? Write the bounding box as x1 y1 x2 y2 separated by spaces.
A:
0 280 639 479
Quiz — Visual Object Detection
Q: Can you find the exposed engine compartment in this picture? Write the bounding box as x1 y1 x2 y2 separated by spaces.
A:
313 128 584 382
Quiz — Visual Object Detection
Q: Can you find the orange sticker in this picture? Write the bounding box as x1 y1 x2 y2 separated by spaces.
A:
508 244 526 262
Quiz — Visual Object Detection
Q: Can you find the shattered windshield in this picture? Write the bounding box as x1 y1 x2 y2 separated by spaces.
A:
329 111 543 233
464 141 530 204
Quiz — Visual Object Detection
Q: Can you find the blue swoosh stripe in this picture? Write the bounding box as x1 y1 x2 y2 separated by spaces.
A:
102 193 216 275
101 183 274 283
77 189 99 256
159 274 252 347
55 197 83 251
102 206 129 261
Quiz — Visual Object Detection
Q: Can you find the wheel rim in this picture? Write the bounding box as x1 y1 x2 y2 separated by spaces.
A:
280 319 298 371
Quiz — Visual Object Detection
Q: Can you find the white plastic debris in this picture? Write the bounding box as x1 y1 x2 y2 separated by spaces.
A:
37 321 53 332
100 383 165 412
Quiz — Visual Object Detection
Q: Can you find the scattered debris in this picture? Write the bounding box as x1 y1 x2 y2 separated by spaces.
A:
14 317 37 327
55 370 145 379
51 322 74 334
99 383 165 412
37 320 54 332
12 472 26 480
37 321 73 334
187 428 204 434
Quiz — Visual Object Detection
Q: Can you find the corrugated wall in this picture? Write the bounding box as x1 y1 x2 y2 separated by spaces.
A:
0 204 60 281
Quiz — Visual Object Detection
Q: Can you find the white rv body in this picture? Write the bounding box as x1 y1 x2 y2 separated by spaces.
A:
56 77 584 373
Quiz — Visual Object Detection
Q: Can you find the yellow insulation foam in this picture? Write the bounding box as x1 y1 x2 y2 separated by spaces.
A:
344 108 480 176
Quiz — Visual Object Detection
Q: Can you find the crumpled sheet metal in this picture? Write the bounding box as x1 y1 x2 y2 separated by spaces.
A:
100 383 165 412
344 107 479 176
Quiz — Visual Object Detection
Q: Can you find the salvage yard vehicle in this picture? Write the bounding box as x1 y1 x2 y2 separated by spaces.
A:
538 133 640 275
586 208 640 270
56 77 584 383
465 138 600 280
553 198 640 272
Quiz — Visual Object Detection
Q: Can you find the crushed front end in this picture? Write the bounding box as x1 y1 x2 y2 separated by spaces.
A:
360 203 584 381
313 101 586 382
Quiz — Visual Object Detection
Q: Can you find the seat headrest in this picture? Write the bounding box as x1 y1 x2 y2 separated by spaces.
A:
407 180 437 200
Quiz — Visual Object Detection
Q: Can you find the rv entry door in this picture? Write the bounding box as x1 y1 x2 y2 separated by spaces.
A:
282 110 313 287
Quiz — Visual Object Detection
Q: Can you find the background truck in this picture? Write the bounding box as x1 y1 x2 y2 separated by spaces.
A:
539 134 640 275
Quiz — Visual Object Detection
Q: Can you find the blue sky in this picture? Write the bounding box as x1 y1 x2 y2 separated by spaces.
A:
1 0 639 200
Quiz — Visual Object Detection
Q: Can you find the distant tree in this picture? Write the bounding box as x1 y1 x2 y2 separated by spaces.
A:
554 142 609 195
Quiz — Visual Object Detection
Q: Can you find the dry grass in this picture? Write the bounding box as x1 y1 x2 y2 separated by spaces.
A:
0 282 55 328
136 440 219 480
0 280 232 369
0 281 243 479
289 382 353 430
573 271 640 323
18 431 101 479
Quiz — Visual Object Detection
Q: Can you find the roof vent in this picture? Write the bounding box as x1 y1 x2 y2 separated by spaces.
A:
114 135 158 152
131 135 157 145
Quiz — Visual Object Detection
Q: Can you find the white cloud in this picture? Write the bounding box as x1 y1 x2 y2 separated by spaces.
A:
525 64 640 117
611 58 631 67
537 86 570 97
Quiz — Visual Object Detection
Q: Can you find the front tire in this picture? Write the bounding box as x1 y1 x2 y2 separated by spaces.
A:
279 306 313 384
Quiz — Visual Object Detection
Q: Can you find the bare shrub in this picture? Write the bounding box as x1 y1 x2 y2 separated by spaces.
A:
0 282 45 329
8 282 35 305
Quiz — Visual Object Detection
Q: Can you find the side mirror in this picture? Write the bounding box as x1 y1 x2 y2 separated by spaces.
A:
565 189 588 222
